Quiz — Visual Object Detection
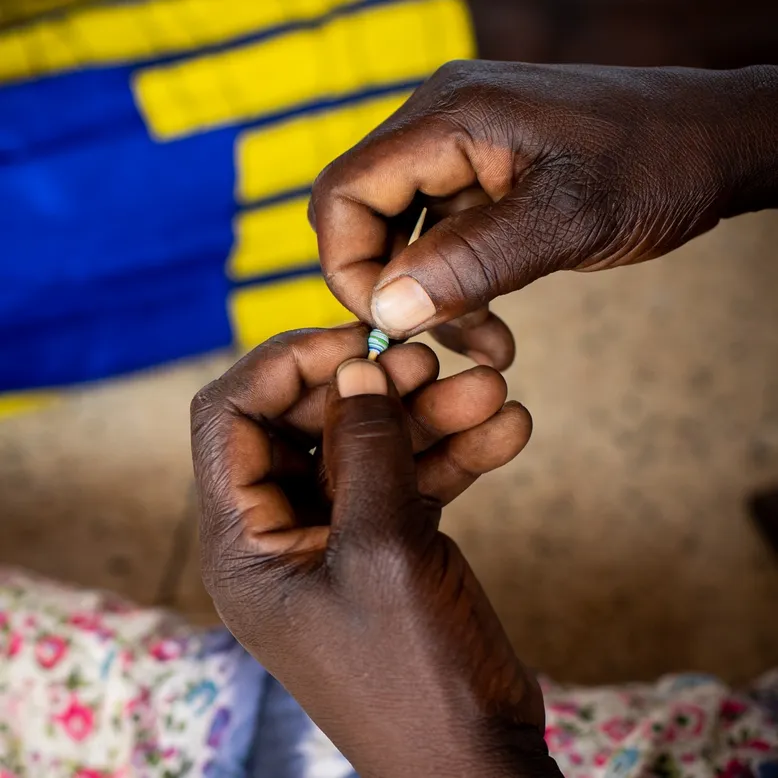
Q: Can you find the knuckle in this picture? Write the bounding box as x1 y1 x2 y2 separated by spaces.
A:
190 382 228 455
190 379 220 421
427 60 482 114
190 397 233 503
425 62 509 141
425 226 473 290
310 164 344 217
430 58 470 86
311 159 336 198
311 149 365 203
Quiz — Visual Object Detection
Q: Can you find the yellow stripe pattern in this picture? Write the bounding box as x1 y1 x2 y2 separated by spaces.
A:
236 90 411 204
133 0 471 140
217 0 472 348
0 0 349 85
0 0 474 414
229 197 317 281
229 275 353 350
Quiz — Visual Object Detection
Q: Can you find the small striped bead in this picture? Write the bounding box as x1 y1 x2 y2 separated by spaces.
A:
367 329 390 356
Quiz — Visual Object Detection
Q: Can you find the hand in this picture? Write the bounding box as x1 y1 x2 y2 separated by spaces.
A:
192 325 560 778
310 61 777 369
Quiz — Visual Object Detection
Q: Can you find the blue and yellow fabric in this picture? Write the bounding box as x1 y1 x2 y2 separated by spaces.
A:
0 0 474 417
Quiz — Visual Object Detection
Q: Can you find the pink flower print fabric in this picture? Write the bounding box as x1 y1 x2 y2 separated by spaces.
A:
540 673 778 777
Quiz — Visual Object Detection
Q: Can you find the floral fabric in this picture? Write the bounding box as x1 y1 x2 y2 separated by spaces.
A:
0 567 776 778
0 567 354 778
541 672 778 778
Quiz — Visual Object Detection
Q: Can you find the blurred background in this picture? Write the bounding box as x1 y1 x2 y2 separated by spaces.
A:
1 0 777 685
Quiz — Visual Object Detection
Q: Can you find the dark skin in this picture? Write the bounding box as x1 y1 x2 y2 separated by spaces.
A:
192 325 560 777
195 60 778 777
309 61 777 369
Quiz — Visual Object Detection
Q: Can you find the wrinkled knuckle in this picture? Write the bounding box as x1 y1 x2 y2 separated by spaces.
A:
311 159 337 202
190 384 212 413
190 379 220 420
426 61 485 116
431 58 470 86
191 415 231 504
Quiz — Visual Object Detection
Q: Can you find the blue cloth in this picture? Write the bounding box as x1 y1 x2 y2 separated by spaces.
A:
0 0 472 395
202 630 357 778
0 65 236 390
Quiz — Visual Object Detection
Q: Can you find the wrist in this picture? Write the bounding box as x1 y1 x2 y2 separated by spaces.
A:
716 65 778 217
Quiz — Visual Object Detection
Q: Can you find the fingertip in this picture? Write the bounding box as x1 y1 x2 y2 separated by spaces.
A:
496 400 533 452
406 365 508 451
371 276 436 337
448 400 532 472
336 358 388 398
415 400 532 507
467 364 509 403
379 342 440 395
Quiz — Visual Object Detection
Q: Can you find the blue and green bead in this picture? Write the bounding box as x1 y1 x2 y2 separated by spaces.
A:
367 329 390 360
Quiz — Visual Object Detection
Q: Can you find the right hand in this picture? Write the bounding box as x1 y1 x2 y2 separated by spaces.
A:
192 325 559 778
310 61 774 368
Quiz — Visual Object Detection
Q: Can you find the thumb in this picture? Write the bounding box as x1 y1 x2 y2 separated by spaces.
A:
370 176 594 339
323 359 431 547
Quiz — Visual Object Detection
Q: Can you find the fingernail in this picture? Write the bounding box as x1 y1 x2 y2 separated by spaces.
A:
465 350 495 368
372 277 436 334
337 359 388 397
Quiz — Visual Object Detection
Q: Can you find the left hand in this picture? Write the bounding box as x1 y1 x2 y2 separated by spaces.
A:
192 324 558 778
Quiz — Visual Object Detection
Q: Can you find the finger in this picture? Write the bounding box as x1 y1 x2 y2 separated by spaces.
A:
368 191 552 339
312 357 503 494
371 148 621 339
324 359 430 546
428 191 517 371
192 326 367 543
378 341 440 395
283 342 440 437
416 402 532 506
311 119 515 323
430 307 516 371
405 366 508 453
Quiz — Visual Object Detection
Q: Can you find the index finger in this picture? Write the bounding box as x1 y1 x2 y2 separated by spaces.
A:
310 120 479 323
